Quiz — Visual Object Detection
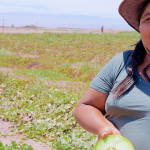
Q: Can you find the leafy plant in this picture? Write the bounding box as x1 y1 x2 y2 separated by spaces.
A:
0 31 140 149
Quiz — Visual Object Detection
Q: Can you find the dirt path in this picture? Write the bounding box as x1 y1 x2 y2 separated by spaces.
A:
0 119 52 149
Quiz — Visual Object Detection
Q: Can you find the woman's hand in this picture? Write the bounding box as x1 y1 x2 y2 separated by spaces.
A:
98 126 121 141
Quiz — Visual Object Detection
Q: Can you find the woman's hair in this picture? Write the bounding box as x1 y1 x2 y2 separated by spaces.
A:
112 40 146 99
112 1 149 99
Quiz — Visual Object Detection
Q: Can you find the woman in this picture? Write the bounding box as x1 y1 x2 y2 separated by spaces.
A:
74 0 150 149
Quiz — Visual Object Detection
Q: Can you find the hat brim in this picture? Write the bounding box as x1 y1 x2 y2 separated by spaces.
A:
119 0 146 32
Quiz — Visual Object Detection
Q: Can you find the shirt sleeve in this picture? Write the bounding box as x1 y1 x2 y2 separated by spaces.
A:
90 53 123 94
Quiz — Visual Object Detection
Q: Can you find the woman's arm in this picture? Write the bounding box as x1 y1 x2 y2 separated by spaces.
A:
74 87 121 140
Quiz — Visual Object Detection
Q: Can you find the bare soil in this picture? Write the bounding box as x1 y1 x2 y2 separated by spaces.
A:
0 27 132 34
0 119 52 150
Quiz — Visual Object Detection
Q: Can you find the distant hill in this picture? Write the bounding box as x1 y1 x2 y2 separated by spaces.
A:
0 12 132 30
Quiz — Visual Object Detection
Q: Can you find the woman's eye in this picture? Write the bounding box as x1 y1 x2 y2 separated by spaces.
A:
146 17 150 21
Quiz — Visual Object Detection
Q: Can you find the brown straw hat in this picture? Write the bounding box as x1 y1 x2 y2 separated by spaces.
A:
119 0 146 32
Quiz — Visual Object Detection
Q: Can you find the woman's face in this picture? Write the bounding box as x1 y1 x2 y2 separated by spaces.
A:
139 2 150 54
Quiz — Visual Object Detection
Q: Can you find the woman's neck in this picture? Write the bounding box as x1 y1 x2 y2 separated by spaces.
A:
143 53 150 66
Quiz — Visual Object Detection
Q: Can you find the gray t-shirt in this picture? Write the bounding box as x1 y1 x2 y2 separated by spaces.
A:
90 50 150 150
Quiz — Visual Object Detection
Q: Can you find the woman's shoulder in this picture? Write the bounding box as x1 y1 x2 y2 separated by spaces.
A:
108 50 132 68
89 50 133 94
112 50 132 68
113 50 132 61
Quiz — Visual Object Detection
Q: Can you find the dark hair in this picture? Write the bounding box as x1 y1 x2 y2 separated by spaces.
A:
112 1 149 99
112 40 146 99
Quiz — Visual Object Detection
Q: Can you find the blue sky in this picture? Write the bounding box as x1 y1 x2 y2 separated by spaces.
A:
0 0 132 29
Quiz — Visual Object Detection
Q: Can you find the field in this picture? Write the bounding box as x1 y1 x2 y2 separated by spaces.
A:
0 31 140 149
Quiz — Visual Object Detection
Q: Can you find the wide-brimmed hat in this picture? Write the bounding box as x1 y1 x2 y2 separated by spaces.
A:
119 0 146 32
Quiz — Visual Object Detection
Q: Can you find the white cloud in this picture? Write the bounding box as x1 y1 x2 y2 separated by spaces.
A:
0 5 51 14
0 5 49 14
0 0 122 17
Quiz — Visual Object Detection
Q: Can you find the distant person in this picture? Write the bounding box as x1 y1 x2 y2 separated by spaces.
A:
101 26 104 34
74 0 150 150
